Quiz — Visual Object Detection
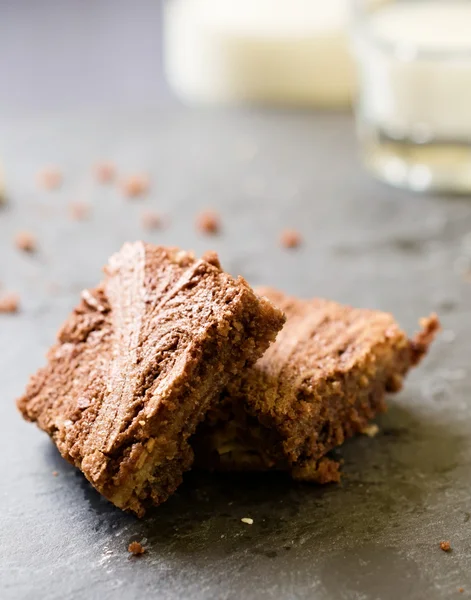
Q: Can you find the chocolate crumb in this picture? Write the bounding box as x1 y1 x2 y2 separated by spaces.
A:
15 231 37 253
128 541 145 556
0 292 19 313
197 210 220 235
68 202 90 221
361 424 379 438
52 471 58 477
459 588 464 594
280 229 302 249
36 167 62 190
440 540 452 552
94 161 116 184
141 210 161 230
121 175 149 198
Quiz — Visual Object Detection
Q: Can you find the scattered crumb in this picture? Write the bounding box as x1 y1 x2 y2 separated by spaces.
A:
120 174 149 198
52 471 58 477
128 541 146 556
361 424 379 438
140 210 161 230
0 292 19 313
94 161 116 184
459 588 464 594
197 210 220 235
440 540 452 552
14 231 37 253
241 517 254 525
280 229 302 249
68 201 90 221
36 167 62 190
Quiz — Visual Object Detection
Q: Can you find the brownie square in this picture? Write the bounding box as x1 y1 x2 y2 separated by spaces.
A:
18 244 285 515
193 287 439 481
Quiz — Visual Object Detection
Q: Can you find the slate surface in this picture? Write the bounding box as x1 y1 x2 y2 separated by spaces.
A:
1 108 470 600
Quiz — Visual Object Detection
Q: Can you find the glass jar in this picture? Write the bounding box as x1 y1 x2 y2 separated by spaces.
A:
352 0 471 193
163 0 354 108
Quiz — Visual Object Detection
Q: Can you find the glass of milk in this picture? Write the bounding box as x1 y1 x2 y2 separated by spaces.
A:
352 0 471 193
163 0 354 108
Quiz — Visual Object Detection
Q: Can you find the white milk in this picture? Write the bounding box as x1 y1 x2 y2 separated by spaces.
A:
356 1 471 140
163 0 353 108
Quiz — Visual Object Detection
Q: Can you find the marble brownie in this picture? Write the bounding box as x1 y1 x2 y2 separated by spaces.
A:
193 287 439 481
17 244 285 516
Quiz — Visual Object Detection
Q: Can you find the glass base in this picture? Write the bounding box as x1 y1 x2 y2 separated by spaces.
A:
360 129 471 194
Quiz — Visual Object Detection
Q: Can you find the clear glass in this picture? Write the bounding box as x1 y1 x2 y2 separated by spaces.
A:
352 0 471 193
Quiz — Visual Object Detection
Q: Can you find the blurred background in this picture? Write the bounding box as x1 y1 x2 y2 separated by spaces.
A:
1 0 346 111
0 0 169 110
3 0 470 193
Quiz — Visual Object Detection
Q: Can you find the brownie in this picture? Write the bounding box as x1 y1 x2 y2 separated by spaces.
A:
17 244 284 515
193 287 439 480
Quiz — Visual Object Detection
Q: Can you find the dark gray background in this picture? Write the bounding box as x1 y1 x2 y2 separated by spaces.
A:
1 3 471 600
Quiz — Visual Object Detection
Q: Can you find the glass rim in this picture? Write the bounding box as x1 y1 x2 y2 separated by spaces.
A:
351 0 471 61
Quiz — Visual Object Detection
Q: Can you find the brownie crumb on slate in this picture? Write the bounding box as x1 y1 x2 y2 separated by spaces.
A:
440 540 452 552
15 231 37 253
120 175 149 198
128 541 145 556
17 243 284 516
68 202 90 221
140 210 161 230
94 162 116 184
361 424 379 438
197 210 220 235
0 293 20 313
280 229 302 249
37 167 62 190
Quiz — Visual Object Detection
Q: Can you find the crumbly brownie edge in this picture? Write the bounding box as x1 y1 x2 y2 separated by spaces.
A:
194 314 439 479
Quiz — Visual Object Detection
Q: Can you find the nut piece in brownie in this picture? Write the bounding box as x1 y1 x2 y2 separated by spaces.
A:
17 244 284 515
193 287 439 481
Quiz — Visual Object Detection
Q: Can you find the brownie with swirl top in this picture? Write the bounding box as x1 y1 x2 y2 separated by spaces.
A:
17 243 284 516
193 288 439 482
